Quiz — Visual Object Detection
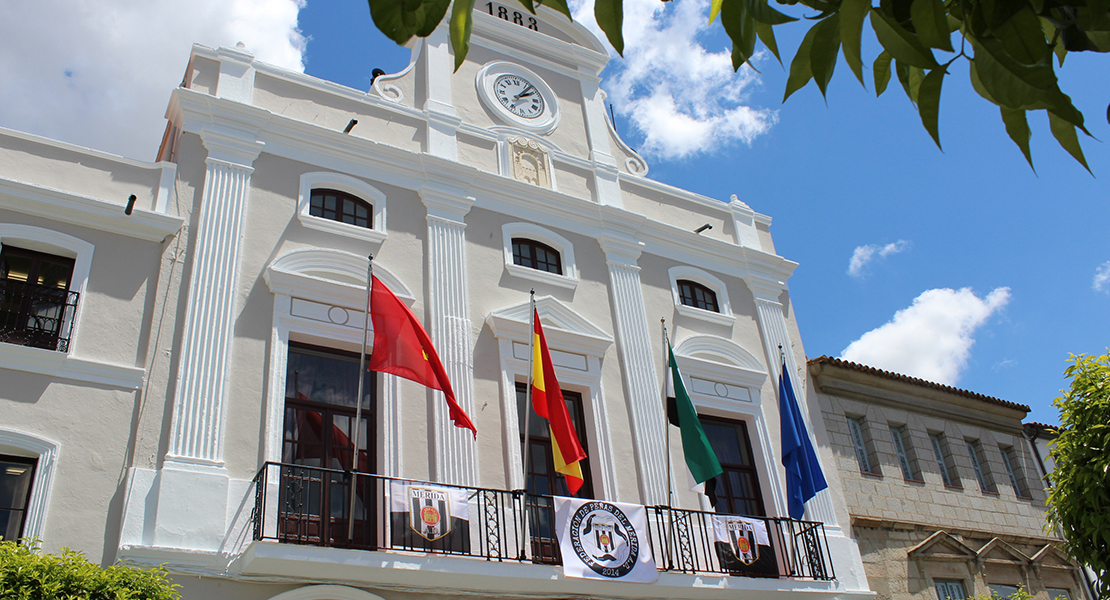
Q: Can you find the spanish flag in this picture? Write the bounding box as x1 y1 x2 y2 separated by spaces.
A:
367 275 476 437
531 309 587 494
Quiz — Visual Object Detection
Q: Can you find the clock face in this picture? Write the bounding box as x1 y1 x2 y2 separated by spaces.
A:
494 74 545 119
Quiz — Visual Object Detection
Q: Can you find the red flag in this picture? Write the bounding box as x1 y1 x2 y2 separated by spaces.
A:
367 275 476 437
531 309 587 494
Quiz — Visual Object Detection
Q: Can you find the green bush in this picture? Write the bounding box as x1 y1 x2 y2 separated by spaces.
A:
0 539 179 600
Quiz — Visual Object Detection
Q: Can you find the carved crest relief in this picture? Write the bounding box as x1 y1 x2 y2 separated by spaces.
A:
507 137 551 189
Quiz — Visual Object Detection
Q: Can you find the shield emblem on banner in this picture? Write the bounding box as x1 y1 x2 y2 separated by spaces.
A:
408 486 452 541
725 518 759 565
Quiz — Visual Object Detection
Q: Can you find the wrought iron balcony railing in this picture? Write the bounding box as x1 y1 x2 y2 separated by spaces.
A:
250 462 834 581
0 279 79 352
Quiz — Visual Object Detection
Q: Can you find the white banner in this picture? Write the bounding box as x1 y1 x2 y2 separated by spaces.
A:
712 515 768 566
554 497 658 583
389 481 470 549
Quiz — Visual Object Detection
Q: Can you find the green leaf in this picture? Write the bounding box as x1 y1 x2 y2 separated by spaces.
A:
518 0 536 13
540 0 574 20
871 8 941 68
450 0 476 71
999 106 1034 169
711 0 725 24
747 0 799 24
917 68 945 147
810 15 842 97
874 51 893 95
755 21 784 65
970 35 1057 108
1048 111 1092 173
993 7 1051 65
841 0 871 84
907 64 924 102
366 0 451 45
595 0 625 55
911 0 954 51
784 19 820 100
722 0 759 68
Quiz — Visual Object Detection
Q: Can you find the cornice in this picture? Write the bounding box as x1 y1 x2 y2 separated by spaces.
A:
0 177 184 242
0 343 145 389
470 9 609 77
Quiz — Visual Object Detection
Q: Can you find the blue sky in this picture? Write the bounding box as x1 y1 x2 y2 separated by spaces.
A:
2 0 1106 424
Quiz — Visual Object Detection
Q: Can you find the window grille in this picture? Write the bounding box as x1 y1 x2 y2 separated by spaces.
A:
889 424 915 480
847 417 873 474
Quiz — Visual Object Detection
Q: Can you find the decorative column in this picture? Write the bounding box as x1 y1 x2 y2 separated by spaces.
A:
155 129 262 550
599 226 667 506
421 184 478 486
421 29 461 161
747 275 839 527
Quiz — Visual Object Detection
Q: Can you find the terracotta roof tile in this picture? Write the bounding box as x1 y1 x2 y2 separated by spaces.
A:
807 356 1031 413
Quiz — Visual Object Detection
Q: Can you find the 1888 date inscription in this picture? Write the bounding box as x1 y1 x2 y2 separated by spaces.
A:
484 3 539 31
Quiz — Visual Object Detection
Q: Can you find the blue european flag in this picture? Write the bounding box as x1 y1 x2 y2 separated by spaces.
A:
779 361 828 520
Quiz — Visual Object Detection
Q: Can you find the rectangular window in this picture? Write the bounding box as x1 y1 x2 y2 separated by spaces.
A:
930 433 958 487
702 416 766 517
889 424 916 480
516 382 593 564
0 245 78 352
935 579 968 600
989 585 1020 599
847 416 875 474
966 439 996 492
1047 589 1072 600
0 455 37 542
280 343 377 550
1000 445 1030 497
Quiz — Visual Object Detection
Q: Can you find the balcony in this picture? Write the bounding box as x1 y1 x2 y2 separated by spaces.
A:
248 462 834 584
0 279 78 352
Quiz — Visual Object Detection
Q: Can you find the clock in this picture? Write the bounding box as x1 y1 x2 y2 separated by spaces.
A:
494 74 545 119
476 62 560 134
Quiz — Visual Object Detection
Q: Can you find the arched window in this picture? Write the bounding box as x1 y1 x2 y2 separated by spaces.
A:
310 189 373 229
511 238 562 275
677 279 719 313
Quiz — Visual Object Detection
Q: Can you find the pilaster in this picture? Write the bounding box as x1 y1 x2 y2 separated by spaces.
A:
421 30 460 161
580 74 623 208
747 276 839 527
421 185 477 486
215 44 256 104
598 226 667 505
154 130 261 550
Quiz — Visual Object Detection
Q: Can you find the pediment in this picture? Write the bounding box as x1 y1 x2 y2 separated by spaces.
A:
486 295 613 357
673 334 766 373
908 531 978 560
977 538 1030 564
1030 544 1077 570
266 248 414 308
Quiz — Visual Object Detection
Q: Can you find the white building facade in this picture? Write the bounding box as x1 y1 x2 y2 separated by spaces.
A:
0 6 871 600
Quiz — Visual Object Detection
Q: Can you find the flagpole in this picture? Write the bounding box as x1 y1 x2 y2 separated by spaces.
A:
661 318 674 509
520 290 536 560
348 254 373 541
661 318 676 571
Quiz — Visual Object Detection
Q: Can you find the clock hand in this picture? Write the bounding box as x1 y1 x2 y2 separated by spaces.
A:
513 86 537 101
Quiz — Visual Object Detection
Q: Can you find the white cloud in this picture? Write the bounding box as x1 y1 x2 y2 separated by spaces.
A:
1094 261 1110 293
571 0 776 160
841 287 1011 385
0 0 306 160
847 240 910 278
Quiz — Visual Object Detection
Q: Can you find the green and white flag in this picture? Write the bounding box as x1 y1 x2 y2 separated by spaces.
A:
665 342 724 501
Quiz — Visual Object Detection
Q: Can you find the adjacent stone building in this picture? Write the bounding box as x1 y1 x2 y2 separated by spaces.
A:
809 356 1090 600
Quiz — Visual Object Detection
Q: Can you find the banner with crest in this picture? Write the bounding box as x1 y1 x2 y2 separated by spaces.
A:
553 497 658 583
389 481 470 553
711 514 778 576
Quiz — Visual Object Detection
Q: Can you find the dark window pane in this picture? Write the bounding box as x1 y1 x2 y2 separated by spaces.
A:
702 417 765 517
309 189 373 230
510 238 562 275
677 280 719 313
0 456 36 542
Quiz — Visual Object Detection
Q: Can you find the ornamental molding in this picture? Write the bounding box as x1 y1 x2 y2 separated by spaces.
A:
485 294 613 358
0 428 59 542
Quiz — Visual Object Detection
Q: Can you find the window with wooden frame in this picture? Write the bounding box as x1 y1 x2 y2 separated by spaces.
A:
966 439 996 493
935 579 968 600
1000 445 1030 498
701 416 766 517
511 238 563 275
515 382 593 563
309 188 373 229
0 454 37 542
677 279 720 313
281 343 377 550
